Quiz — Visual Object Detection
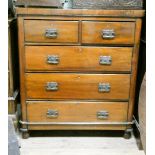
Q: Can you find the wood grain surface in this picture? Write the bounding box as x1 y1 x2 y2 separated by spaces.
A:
82 21 135 45
24 20 79 43
128 19 142 122
16 8 145 18
27 101 128 122
26 73 130 100
18 17 28 130
16 8 144 133
25 46 132 72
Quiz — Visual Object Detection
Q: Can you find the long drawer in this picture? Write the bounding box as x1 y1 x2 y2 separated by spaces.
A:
26 73 130 100
27 101 128 122
25 46 132 72
24 20 79 43
82 21 135 44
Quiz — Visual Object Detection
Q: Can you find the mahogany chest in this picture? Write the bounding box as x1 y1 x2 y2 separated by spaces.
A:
16 8 144 138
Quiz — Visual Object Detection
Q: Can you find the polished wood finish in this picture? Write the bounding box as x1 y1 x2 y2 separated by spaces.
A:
128 19 142 122
24 20 79 43
82 21 135 45
17 17 27 130
16 8 145 17
26 73 130 100
23 16 136 21
27 101 128 122
16 8 144 134
28 125 126 130
25 46 132 72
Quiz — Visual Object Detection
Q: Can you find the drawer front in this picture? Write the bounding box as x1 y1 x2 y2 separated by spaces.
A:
26 73 130 100
25 46 132 72
82 21 135 44
27 101 128 122
24 20 79 43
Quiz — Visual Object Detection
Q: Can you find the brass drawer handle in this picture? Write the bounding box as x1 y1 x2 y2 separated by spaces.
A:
99 56 112 65
45 29 58 39
46 82 58 91
98 83 111 92
97 111 109 119
47 109 58 118
101 29 115 39
47 55 59 64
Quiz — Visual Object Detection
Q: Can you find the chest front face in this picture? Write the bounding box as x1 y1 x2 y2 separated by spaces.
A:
16 8 144 136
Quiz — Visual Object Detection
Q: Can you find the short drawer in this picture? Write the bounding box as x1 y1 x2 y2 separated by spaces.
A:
26 73 130 100
24 20 79 43
25 46 132 72
82 21 135 44
27 101 128 122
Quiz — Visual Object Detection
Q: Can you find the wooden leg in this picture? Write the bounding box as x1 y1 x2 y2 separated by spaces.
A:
20 128 30 139
22 131 30 139
124 129 132 139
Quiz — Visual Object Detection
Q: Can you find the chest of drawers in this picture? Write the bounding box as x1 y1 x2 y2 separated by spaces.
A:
16 8 144 138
